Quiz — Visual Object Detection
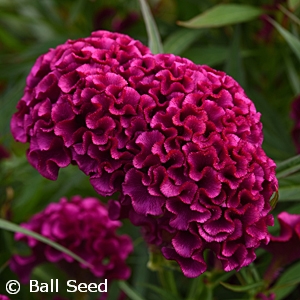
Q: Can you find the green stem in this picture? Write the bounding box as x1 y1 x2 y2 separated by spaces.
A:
158 267 180 297
249 263 260 282
186 276 203 300
236 271 247 286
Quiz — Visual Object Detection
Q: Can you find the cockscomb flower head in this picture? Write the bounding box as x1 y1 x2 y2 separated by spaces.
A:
11 30 278 278
10 195 133 284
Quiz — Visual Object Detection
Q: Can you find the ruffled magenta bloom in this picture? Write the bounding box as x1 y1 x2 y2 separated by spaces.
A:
11 30 278 277
263 212 300 282
10 195 133 284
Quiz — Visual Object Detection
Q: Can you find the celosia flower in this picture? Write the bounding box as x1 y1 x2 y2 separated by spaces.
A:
291 94 300 153
10 195 133 284
262 212 300 282
11 30 277 278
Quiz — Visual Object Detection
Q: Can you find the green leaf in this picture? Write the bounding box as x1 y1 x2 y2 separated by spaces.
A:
284 55 300 95
182 45 228 66
288 0 300 11
118 281 146 300
163 28 203 56
270 191 279 210
67 0 86 26
270 261 300 300
268 17 300 63
220 281 264 292
142 283 182 300
138 0 163 54
177 4 263 29
225 25 246 88
278 4 300 26
276 154 300 178
0 218 91 268
278 185 300 201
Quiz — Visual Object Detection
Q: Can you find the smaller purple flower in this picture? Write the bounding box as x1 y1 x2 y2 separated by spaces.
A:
0 295 10 300
10 196 133 284
263 212 300 282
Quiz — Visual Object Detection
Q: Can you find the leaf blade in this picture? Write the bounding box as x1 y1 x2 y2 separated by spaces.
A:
138 0 163 54
0 218 91 268
276 154 300 178
288 0 300 11
268 17 300 63
163 28 203 56
220 281 264 292
177 4 263 29
118 281 146 300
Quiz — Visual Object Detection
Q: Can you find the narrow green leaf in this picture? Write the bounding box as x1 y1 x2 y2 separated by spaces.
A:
186 276 204 299
67 0 86 25
279 5 300 26
142 283 182 300
0 27 23 50
270 191 279 210
163 28 203 56
288 0 300 11
268 17 300 63
270 261 300 300
220 281 264 292
182 46 228 66
278 186 300 201
276 154 300 178
138 0 163 54
284 55 300 95
0 219 90 268
225 25 246 88
118 281 146 300
177 4 263 29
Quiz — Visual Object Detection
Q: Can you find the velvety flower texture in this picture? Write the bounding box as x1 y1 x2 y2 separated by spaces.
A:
11 30 278 277
10 196 133 284
263 212 300 282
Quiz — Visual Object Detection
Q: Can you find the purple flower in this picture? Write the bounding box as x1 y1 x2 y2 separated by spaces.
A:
10 195 133 284
263 212 300 282
0 295 10 300
11 30 277 278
